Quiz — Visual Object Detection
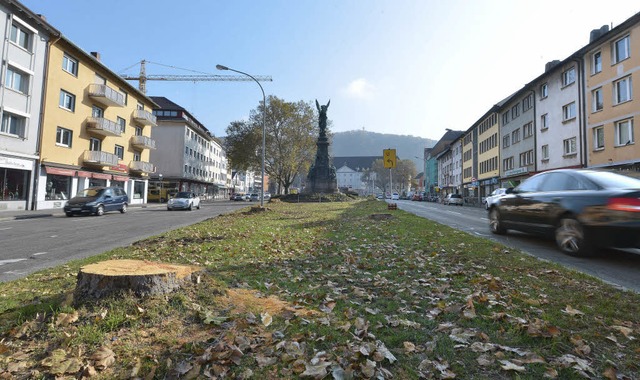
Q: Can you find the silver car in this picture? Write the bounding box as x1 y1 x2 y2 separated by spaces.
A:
444 193 463 206
167 191 201 211
484 188 508 210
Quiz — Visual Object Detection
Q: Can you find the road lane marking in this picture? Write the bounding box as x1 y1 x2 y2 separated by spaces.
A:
0 258 27 266
0 227 12 231
31 252 48 257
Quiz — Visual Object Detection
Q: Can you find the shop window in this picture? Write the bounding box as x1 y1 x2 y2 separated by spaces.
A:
0 168 28 201
133 181 145 199
45 174 71 200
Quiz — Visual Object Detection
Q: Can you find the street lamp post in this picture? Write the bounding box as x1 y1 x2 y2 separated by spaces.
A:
216 64 266 208
158 173 163 203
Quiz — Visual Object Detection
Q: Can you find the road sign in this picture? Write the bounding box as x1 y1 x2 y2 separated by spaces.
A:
383 149 396 168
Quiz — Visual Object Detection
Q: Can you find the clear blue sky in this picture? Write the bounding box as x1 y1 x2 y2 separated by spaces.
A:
20 0 640 140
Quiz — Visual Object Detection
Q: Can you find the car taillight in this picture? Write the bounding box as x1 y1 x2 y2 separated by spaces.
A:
607 197 640 212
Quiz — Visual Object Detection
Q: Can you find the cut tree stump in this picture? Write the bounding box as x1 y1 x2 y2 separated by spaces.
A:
74 259 201 302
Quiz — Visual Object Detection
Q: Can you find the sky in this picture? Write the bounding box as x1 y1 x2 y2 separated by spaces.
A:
19 0 640 141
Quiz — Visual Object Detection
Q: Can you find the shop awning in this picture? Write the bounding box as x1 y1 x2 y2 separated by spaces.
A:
92 173 111 180
112 175 129 182
44 166 75 176
76 170 92 177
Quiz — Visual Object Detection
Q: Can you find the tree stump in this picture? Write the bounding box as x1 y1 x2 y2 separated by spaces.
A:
74 259 201 302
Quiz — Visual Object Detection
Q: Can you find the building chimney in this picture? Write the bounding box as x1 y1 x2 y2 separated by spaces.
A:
589 25 610 43
37 14 46 21
544 60 561 72
90 51 101 61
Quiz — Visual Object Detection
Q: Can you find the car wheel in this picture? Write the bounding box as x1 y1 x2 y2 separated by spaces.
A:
489 208 506 234
188 203 192 211
197 203 200 209
95 205 105 216
65 212 73 217
555 217 594 257
120 203 127 214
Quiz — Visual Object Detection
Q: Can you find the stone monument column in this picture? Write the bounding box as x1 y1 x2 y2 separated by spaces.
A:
305 100 338 193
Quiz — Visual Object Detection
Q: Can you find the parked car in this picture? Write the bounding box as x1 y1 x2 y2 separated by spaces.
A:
249 193 260 202
488 169 640 256
412 193 423 201
391 192 400 200
167 191 201 211
231 193 246 201
444 193 463 206
64 186 128 217
484 188 508 210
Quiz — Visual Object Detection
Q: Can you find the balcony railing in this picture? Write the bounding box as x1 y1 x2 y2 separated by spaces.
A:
130 135 156 150
88 83 125 107
129 160 155 174
86 117 122 137
83 150 119 167
133 109 157 126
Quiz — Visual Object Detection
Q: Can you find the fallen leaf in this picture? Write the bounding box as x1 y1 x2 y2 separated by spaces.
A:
500 360 526 372
261 312 273 327
562 305 585 317
403 341 416 353
90 346 115 370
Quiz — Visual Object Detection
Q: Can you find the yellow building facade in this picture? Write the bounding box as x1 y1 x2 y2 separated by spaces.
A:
585 16 640 170
36 36 158 210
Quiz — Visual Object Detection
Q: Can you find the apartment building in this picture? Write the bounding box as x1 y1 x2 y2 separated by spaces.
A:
530 57 585 173
36 37 158 210
149 96 228 199
499 88 536 188
0 1 59 211
584 14 640 171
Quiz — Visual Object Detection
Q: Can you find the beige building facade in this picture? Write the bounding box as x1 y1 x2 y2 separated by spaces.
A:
36 37 157 210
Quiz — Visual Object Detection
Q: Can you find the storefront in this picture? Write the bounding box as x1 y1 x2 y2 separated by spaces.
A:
0 155 33 211
500 167 530 189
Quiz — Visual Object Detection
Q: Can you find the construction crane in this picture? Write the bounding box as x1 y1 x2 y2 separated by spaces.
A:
120 60 272 94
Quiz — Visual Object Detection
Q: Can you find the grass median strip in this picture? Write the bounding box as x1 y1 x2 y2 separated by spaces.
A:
0 199 639 379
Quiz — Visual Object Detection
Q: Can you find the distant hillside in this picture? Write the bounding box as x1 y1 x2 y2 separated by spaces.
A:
330 130 436 171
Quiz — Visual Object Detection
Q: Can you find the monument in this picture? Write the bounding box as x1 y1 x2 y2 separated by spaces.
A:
305 100 338 193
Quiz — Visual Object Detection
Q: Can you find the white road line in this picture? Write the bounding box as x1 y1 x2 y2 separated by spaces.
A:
0 227 12 230
31 252 48 256
0 258 27 266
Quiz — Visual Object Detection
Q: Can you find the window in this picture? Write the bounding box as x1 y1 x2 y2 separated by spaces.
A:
119 89 128 105
114 145 124 160
89 137 101 151
10 23 31 51
117 117 126 132
614 76 632 104
137 102 144 110
613 35 630 64
502 134 511 148
56 127 72 147
44 174 70 201
563 102 576 121
615 119 634 146
541 114 548 130
519 150 534 166
502 112 509 125
62 54 78 76
541 144 549 160
522 94 533 111
6 67 29 93
133 152 141 161
592 88 603 112
185 147 189 155
593 126 605 150
511 104 519 118
512 129 520 144
1 113 25 137
59 90 75 111
92 105 104 118
592 51 602 74
94 74 106 85
523 122 533 138
562 67 576 87
135 126 142 136
563 137 577 155
540 83 548 98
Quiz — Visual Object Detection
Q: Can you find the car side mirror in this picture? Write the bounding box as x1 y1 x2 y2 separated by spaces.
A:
506 188 514 194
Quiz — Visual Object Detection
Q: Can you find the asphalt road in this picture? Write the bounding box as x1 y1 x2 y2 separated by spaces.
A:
393 199 640 293
0 201 250 283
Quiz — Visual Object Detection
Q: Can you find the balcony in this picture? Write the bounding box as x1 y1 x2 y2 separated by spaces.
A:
133 109 157 126
129 160 155 174
83 150 119 167
88 83 125 107
86 117 122 137
130 135 156 150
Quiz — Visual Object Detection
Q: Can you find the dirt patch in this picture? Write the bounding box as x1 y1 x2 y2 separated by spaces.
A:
215 288 319 318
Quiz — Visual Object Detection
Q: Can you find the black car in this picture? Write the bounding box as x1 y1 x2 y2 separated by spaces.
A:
488 169 640 256
64 186 129 216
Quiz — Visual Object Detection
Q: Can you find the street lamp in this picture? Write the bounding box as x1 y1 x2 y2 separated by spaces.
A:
216 64 266 208
158 173 163 202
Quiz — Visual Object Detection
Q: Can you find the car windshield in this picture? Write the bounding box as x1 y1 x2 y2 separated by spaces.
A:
77 188 102 197
584 171 640 189
175 192 191 198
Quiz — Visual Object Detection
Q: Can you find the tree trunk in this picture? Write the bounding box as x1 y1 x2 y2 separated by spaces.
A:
74 259 201 302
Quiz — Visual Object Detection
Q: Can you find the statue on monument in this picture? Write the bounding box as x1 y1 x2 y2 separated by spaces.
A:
305 99 337 194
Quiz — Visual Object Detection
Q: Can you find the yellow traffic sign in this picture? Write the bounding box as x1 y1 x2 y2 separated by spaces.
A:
383 149 396 168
